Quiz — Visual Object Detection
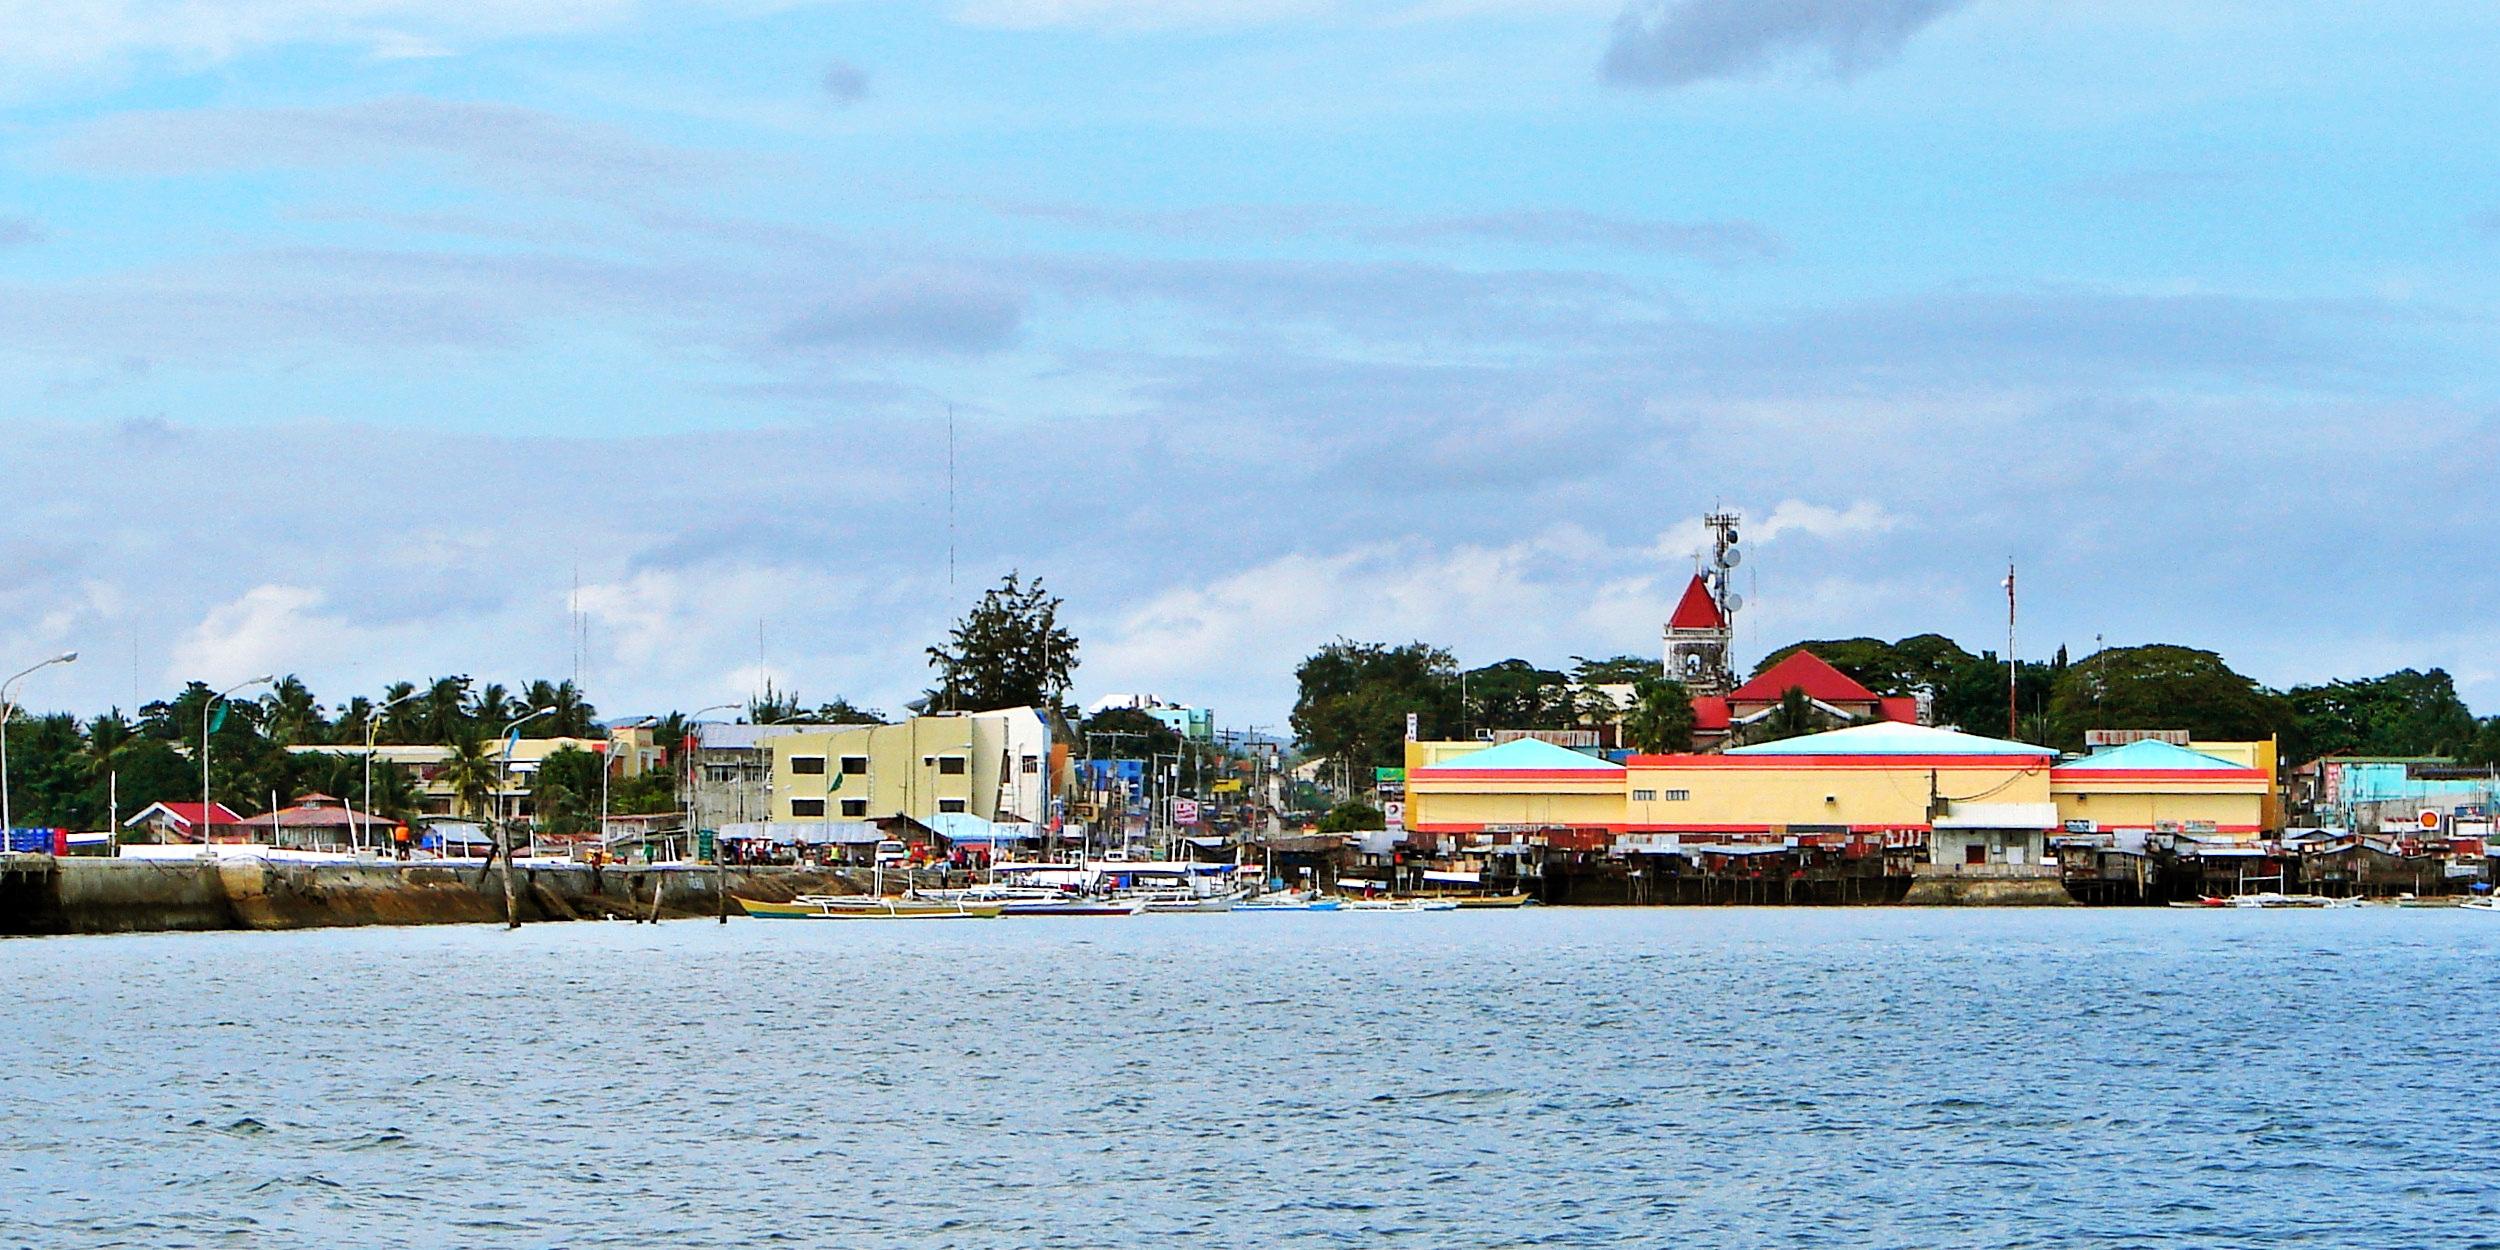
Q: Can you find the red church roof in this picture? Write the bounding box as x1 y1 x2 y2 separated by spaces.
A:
1667 575 1725 630
1729 650 1881 705
1690 696 1732 730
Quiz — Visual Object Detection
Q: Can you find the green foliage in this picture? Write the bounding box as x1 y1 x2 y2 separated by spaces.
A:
926 571 1079 713
1290 639 1460 775
2283 669 2479 762
434 732 502 825
1621 676 1697 754
1463 659 1571 731
812 698 887 725
1082 707 1182 760
2464 719 2500 768
1316 800 1384 833
2045 645 2288 750
608 769 681 816
529 746 606 835
1569 654 1660 685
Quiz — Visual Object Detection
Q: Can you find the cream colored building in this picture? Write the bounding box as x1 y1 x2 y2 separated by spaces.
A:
289 732 663 824
766 708 1062 827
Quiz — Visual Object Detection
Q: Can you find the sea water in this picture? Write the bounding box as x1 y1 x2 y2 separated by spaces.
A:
2 908 2495 1248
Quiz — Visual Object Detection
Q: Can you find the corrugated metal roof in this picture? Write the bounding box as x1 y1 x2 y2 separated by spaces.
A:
1428 737 1623 771
2062 740 2245 771
1726 722 2055 757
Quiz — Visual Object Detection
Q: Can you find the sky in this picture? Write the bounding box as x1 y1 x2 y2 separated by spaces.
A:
2 0 2497 731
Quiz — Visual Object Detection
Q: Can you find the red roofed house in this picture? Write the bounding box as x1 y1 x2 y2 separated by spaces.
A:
122 801 247 844
1691 650 1920 751
238 793 403 852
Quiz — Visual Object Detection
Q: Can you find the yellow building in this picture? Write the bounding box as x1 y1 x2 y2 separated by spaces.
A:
1404 737 1628 849
2049 739 2273 841
289 732 661 824
765 708 1062 826
1628 722 2060 868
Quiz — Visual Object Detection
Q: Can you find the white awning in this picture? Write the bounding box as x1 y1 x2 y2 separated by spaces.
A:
1420 869 1481 884
1932 802 2060 831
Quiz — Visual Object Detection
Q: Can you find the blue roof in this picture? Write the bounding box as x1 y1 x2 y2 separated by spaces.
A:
2061 740 2245 770
926 812 1038 843
1726 722 2055 757
1433 738 1623 771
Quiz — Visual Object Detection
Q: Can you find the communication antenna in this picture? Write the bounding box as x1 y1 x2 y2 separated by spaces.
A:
946 402 958 597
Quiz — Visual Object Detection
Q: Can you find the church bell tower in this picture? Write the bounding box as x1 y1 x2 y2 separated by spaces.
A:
1664 512 1741 695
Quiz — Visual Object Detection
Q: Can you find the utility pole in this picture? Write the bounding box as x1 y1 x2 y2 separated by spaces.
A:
2004 562 2019 741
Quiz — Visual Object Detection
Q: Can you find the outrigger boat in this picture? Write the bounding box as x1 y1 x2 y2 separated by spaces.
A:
1236 890 1341 912
736 894 1002 920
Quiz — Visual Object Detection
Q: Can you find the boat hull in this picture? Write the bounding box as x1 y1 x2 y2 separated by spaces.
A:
735 896 1002 920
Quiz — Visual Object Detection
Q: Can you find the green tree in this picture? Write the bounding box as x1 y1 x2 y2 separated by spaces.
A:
1316 800 1384 833
1752 686 1820 744
2284 669 2480 762
2045 645 2288 750
2463 719 2500 768
260 675 328 745
1621 676 1696 754
435 731 503 825
1569 654 1660 685
529 746 605 835
1290 639 1460 779
926 571 1078 712
1462 659 1571 731
415 676 473 745
1081 707 1182 760
747 679 804 726
812 698 887 725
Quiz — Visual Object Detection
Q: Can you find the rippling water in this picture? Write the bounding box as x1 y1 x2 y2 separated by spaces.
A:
5 908 2498 1248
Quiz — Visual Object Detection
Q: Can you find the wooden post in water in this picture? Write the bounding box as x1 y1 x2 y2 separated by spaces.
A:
498 824 518 930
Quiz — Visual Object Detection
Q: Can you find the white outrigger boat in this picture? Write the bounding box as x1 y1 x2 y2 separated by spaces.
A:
735 894 1001 920
1236 890 1342 912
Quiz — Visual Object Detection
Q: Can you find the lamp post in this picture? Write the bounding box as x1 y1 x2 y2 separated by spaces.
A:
201 675 274 856
683 704 738 923
496 707 555 929
0 651 77 841
358 690 421 857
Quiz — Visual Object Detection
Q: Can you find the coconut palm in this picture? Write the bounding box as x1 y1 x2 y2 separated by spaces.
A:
435 730 503 827
261 675 327 745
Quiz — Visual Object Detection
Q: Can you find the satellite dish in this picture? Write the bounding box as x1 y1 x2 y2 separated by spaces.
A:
1723 592 1746 613
1718 546 1743 569
1725 529 1739 547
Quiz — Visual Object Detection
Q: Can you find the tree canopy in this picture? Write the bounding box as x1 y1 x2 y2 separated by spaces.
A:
2045 645 2288 749
1291 639 1460 774
926 571 1078 713
1621 676 1697 754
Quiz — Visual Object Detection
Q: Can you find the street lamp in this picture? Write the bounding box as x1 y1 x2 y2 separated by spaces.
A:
495 707 555 930
358 689 422 856
0 651 77 840
201 675 274 856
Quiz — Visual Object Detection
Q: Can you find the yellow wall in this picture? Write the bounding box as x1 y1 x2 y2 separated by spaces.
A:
770 717 981 824
2050 773 2271 837
1626 760 2051 831
1407 786 1626 830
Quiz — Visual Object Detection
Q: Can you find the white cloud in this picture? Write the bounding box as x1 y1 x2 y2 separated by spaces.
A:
1751 499 1905 543
167 584 341 687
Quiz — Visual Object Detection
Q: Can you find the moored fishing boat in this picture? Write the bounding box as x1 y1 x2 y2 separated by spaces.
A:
1448 893 1535 909
1236 891 1341 912
736 894 1002 920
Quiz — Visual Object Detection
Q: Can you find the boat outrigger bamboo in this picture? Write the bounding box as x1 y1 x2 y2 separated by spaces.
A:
735 894 1002 920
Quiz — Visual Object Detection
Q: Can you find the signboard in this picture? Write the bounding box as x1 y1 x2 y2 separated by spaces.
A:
1375 767 1406 783
1173 798 1200 826
2062 819 2099 834
1405 712 1418 742
2419 809 2444 831
1384 800 1405 830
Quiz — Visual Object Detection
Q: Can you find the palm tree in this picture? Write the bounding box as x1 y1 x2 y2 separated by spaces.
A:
469 683 517 730
1622 676 1696 754
435 730 503 827
419 676 471 744
261 675 327 745
549 680 595 737
376 682 419 743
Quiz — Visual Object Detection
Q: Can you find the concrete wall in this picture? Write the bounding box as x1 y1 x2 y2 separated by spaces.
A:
1627 759 2051 832
0 857 864 937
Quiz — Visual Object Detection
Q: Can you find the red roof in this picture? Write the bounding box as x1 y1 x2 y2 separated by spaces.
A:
1691 696 1731 730
1877 696 1919 725
1729 650 1880 705
1667 575 1725 630
129 801 246 829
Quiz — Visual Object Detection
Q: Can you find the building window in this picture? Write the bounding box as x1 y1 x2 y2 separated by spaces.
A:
1632 789 1656 801
937 756 967 776
840 799 867 818
1021 755 1040 774
1662 789 1690 802
1965 843 1987 866
841 756 868 775
790 755 826 775
791 799 826 818
938 798 968 813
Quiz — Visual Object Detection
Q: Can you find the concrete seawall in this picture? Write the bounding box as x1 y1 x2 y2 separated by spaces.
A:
1898 875 2078 907
0 857 864 936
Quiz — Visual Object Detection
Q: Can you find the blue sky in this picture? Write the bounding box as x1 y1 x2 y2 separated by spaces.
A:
2 0 2496 730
